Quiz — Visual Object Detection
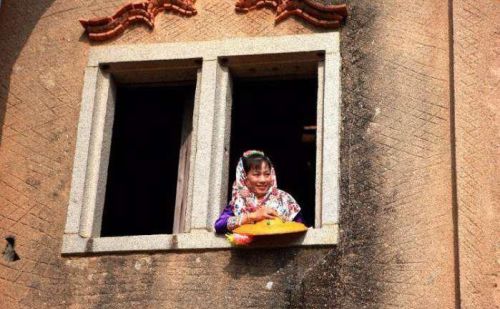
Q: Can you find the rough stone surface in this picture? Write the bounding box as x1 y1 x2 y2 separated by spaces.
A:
0 0 497 308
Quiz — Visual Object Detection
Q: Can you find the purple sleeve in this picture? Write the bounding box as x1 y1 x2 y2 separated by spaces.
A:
214 204 234 234
293 211 304 223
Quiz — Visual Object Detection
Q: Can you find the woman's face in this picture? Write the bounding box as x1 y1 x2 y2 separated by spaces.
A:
245 162 272 198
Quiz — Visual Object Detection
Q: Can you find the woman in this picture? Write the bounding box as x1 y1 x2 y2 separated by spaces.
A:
214 150 304 234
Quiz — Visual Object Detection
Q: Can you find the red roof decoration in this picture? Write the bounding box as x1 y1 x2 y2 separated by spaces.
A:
79 0 197 41
235 0 347 29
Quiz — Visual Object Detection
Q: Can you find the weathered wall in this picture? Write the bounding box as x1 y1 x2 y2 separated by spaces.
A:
453 0 500 308
338 1 455 307
0 0 496 308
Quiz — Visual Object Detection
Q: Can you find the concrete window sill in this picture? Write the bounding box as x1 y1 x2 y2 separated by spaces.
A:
62 225 338 254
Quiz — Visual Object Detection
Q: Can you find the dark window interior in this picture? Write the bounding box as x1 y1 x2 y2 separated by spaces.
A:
228 78 317 226
101 83 195 237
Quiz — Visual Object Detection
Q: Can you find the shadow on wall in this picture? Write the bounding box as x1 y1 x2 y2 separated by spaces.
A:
224 248 297 280
223 247 338 307
0 0 56 146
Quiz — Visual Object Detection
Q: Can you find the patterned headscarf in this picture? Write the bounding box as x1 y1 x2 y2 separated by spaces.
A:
229 150 301 221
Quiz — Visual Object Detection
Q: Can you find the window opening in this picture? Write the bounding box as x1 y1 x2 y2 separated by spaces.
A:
228 77 318 226
62 33 341 254
101 83 196 237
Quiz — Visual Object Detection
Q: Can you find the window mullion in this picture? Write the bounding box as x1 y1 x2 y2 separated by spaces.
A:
190 59 219 231
206 62 232 230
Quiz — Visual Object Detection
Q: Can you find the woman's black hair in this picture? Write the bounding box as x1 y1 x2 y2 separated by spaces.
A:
242 152 273 173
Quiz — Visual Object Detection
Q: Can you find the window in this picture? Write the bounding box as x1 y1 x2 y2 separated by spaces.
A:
101 83 195 236
62 33 341 254
228 66 318 227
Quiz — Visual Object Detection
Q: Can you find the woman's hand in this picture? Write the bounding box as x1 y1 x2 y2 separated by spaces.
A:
247 207 278 223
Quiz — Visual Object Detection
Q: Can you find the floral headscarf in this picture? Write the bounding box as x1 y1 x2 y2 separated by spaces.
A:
229 150 301 221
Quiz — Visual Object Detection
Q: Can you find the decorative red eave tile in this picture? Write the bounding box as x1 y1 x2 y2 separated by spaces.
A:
80 0 197 42
235 0 347 29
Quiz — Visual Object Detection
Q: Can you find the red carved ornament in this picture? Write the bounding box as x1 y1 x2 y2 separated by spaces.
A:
80 0 197 41
80 0 346 41
235 0 347 29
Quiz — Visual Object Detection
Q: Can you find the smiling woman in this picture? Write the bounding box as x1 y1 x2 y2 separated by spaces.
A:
241 152 273 199
214 150 304 234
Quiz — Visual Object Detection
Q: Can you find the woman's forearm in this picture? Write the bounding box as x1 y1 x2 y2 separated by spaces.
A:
214 205 255 233
227 213 254 231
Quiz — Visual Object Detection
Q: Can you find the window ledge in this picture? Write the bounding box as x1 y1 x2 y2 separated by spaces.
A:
61 225 338 255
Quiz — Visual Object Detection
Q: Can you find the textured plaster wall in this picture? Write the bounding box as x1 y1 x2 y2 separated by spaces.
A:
453 0 500 307
339 1 455 307
0 0 497 308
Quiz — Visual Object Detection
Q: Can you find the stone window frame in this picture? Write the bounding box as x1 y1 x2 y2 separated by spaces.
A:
62 32 341 254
